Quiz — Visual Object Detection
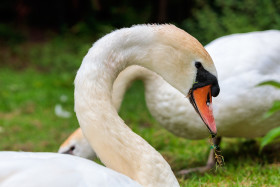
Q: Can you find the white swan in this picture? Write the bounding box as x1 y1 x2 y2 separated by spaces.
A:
0 152 142 187
59 30 280 172
1 24 220 187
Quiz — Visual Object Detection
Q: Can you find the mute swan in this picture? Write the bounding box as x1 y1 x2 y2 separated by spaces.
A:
1 24 220 187
59 30 280 173
0 152 142 187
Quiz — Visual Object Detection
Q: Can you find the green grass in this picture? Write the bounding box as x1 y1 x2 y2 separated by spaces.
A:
0 36 279 186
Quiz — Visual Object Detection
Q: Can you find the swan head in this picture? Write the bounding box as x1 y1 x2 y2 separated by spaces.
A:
149 25 220 134
58 128 96 160
187 60 220 135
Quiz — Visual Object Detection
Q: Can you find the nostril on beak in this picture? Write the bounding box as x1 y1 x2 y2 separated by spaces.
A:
206 92 210 106
211 83 220 97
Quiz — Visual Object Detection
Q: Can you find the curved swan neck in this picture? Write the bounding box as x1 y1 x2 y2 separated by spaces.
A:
75 25 179 187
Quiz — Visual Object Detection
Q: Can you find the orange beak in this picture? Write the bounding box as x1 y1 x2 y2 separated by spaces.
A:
189 85 217 135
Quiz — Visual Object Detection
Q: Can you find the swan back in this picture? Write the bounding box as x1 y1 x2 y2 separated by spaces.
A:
0 152 141 187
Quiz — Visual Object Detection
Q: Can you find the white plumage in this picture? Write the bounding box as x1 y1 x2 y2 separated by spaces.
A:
0 152 141 187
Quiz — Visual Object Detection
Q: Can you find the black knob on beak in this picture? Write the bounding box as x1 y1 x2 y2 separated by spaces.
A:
211 82 220 97
193 62 220 97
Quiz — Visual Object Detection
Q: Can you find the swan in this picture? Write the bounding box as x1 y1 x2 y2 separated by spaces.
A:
0 24 220 187
59 128 97 160
0 152 142 187
59 30 280 173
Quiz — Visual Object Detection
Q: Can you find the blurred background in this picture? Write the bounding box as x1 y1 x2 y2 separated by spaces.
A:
0 0 280 186
1 0 280 45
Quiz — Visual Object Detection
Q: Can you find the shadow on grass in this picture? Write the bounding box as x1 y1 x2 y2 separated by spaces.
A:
221 139 280 165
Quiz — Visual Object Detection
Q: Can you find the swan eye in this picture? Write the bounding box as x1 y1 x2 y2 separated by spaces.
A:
195 62 202 69
70 145 75 151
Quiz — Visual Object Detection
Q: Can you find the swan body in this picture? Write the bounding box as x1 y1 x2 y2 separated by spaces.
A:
2 25 219 187
0 152 141 187
59 30 280 161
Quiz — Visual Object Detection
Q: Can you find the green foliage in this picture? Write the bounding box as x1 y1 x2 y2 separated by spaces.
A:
1 0 280 46
27 37 90 72
0 24 25 44
180 0 280 45
258 81 280 150
260 127 280 151
258 80 280 89
263 101 280 119
0 35 96 72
